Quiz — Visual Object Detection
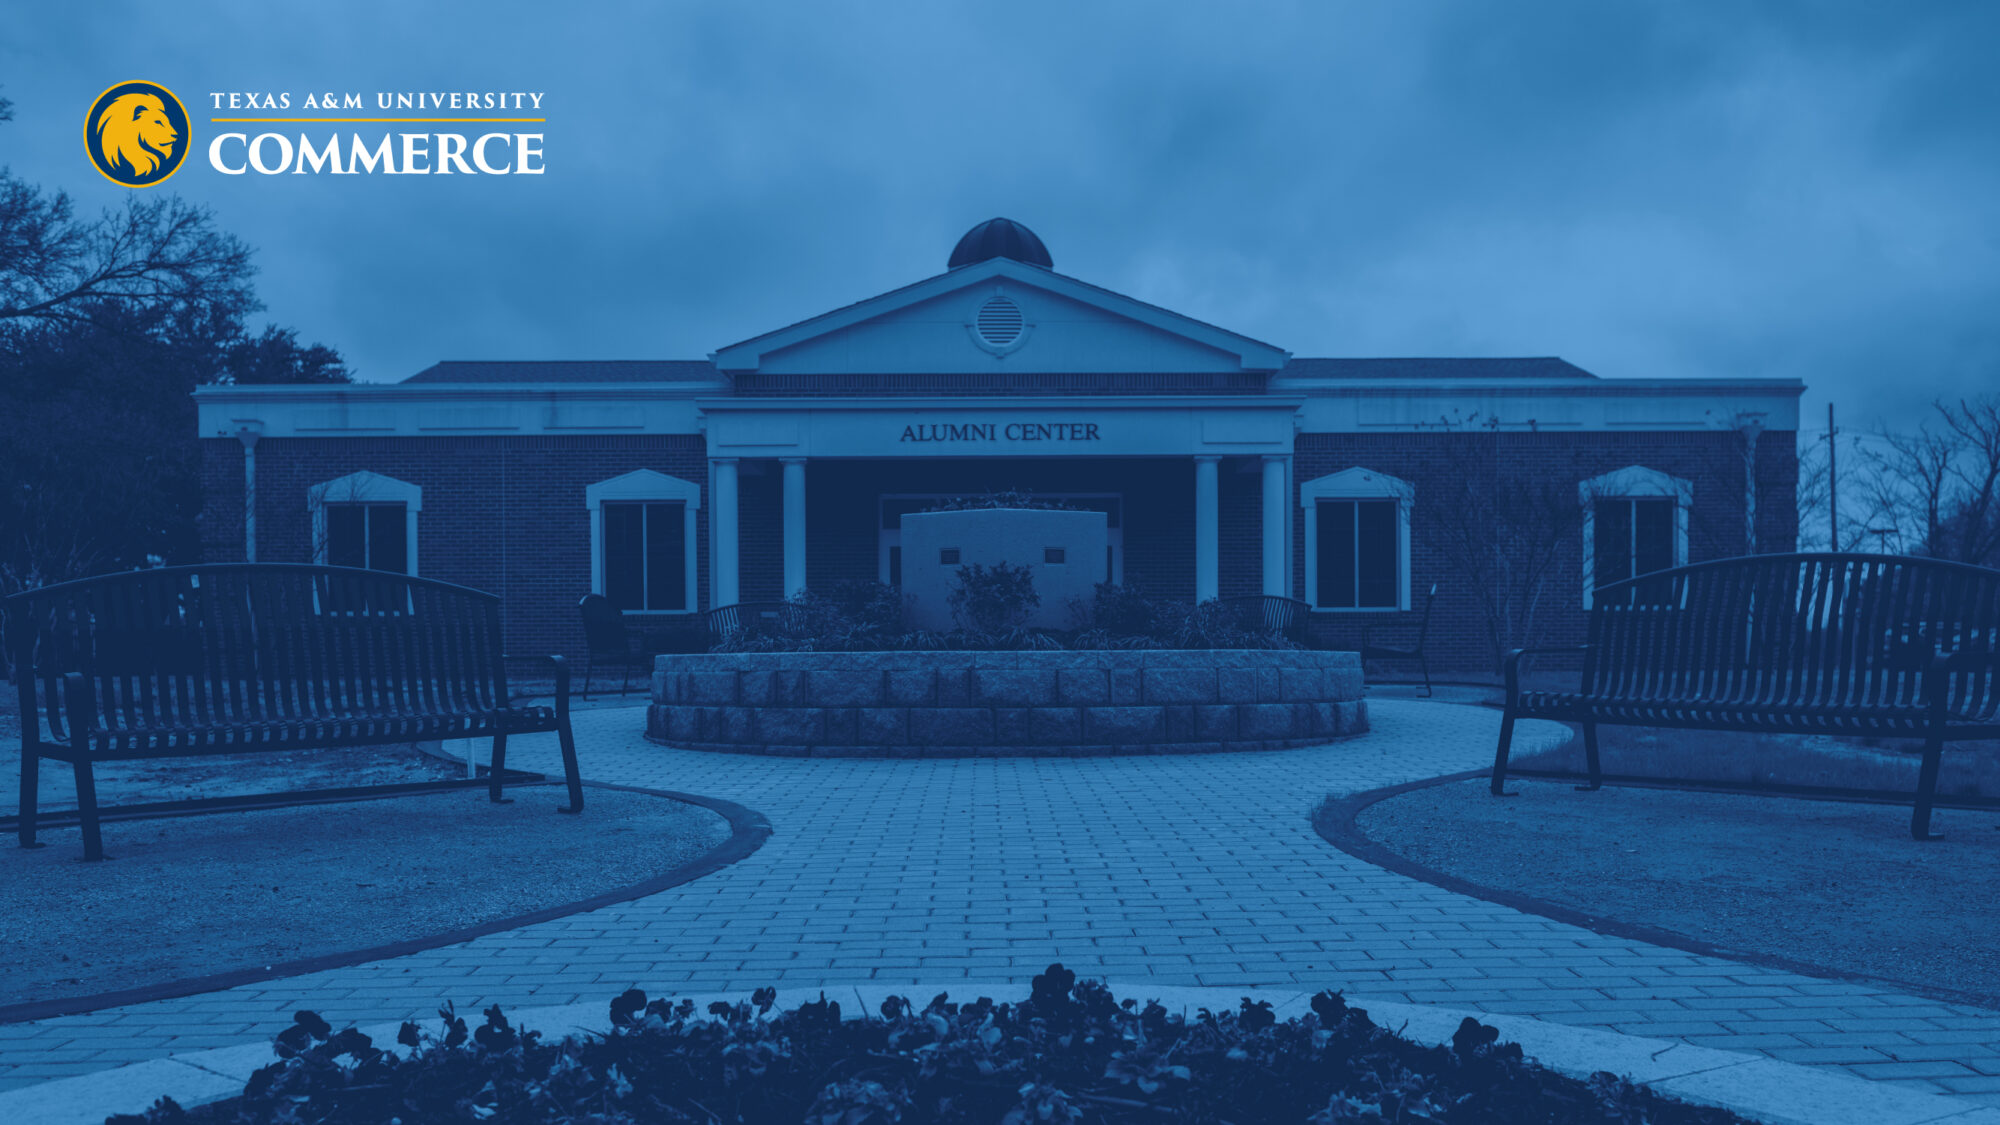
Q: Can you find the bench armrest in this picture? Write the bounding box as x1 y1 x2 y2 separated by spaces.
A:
1922 647 2000 717
61 671 95 744
545 654 572 719
1503 645 1593 706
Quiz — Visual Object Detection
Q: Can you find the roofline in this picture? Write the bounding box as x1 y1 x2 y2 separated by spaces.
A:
1270 376 1807 395
408 359 709 366
194 383 725 400
707 257 1292 374
194 381 1803 438
193 376 1803 402
693 394 1309 411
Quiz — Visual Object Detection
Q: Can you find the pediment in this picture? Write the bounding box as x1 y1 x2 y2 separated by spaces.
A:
710 258 1289 376
1300 467 1415 506
585 469 702 509
1579 465 1693 505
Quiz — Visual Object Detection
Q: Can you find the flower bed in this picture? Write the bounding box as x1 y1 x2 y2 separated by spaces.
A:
648 649 1365 757
710 581 1302 655
111 965 1755 1124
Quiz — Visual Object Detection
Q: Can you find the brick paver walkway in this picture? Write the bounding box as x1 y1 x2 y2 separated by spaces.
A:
4 699 1998 1105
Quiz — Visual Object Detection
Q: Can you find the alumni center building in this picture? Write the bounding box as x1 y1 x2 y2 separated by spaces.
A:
195 220 1802 672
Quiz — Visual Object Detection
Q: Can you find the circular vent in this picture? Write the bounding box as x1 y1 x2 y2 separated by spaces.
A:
975 296 1024 347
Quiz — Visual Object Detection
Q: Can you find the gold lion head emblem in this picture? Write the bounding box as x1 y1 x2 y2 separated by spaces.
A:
94 92 181 179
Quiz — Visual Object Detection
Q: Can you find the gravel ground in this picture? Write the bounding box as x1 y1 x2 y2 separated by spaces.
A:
1355 777 2000 1004
1 743 471 819
0 688 680 819
0 786 731 1010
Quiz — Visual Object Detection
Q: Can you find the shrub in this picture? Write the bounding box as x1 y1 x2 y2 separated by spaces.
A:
704 582 1298 653
788 581 904 645
111 966 1754 1124
1088 580 1160 636
1068 627 1167 650
922 489 1078 512
1168 599 1294 651
709 582 904 654
948 561 1040 634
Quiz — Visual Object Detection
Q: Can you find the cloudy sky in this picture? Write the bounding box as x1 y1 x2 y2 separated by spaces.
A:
4 1 1995 435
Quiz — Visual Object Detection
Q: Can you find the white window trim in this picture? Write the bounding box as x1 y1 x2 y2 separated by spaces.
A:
587 469 702 615
1300 467 1413 613
308 470 421 575
1579 465 1692 609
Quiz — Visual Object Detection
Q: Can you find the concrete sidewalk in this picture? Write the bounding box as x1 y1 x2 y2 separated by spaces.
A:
3 700 1996 1107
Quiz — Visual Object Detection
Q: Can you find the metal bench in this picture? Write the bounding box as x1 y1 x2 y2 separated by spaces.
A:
579 594 707 696
1490 553 2000 839
1216 595 1311 645
1361 583 1438 696
4 564 583 860
579 593 648 697
703 601 796 642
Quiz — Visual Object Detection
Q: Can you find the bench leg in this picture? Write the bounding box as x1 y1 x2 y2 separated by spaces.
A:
1911 733 1946 841
488 733 513 804
74 760 105 862
546 651 583 814
581 657 595 700
555 717 584 815
18 750 43 850
1489 711 1519 796
1419 655 1433 698
1575 721 1603 791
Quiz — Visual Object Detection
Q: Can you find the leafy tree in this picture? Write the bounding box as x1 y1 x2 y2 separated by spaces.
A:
221 325 351 385
0 304 212 588
0 93 349 594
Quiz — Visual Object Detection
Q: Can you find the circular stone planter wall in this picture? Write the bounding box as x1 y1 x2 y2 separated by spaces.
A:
647 649 1365 757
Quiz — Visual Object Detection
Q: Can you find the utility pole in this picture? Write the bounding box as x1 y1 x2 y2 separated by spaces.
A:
1826 402 1838 552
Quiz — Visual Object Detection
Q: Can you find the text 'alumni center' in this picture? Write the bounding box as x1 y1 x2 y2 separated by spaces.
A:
196 219 1803 670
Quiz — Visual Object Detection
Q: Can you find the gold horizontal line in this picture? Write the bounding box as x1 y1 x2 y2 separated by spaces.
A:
209 117 548 122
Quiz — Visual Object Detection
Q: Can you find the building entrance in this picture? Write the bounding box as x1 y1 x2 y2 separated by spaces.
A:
879 494 1123 587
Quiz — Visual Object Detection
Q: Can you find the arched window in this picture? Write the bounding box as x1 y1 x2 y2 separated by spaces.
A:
587 470 702 613
1300 468 1414 611
308 470 421 575
1579 466 1692 608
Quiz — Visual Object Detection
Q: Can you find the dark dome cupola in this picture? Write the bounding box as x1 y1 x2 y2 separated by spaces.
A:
947 217 1053 270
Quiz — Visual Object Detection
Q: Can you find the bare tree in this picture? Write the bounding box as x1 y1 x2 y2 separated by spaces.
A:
1415 413 1587 673
1853 395 2000 566
0 182 255 330
1794 433 1832 551
1858 425 1955 555
1935 397 2000 565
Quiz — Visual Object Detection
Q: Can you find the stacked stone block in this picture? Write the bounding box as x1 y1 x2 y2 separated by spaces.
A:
647 650 1366 757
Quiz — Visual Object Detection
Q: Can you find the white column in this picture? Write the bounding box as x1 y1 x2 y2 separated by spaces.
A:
781 457 808 599
1261 455 1288 597
1194 455 1220 603
711 458 739 608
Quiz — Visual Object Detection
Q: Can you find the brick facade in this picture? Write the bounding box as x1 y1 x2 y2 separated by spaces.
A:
197 431 1799 680
1290 429 1799 672
201 435 709 678
192 242 1804 681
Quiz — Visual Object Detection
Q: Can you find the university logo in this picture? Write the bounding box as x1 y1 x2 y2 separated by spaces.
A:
86 81 190 187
